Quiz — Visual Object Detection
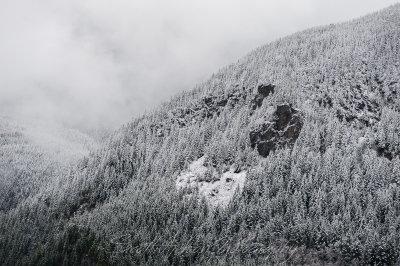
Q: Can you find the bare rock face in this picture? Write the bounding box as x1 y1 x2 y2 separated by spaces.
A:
150 88 248 137
258 84 275 97
372 142 400 161
152 84 277 138
171 89 247 125
251 84 275 110
250 104 303 157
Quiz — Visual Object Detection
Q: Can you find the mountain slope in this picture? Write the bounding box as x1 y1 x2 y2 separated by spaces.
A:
0 117 97 212
1 4 400 265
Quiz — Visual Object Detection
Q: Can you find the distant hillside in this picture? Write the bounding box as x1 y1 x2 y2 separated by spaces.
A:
0 117 97 211
1 4 400 265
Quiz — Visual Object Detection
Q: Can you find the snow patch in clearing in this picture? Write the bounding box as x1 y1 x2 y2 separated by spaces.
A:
176 156 208 188
176 156 246 207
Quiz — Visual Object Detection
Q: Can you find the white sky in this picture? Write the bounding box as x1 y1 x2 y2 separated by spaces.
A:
0 0 398 133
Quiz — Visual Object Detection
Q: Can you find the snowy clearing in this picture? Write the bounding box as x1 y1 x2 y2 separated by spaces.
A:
176 156 246 207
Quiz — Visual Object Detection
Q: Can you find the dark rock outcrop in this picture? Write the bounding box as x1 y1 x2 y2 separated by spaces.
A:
250 104 303 157
258 84 275 97
251 84 275 110
152 84 277 138
171 88 247 126
372 142 400 161
151 88 247 137
375 145 394 160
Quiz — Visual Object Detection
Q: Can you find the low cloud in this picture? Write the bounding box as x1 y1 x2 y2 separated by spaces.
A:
0 0 397 133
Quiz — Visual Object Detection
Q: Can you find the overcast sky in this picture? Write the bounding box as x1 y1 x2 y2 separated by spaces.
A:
0 0 398 133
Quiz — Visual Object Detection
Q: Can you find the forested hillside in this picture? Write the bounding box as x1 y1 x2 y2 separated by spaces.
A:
1 4 400 265
0 117 97 212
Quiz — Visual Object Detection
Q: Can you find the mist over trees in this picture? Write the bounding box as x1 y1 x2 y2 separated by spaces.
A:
1 4 400 265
